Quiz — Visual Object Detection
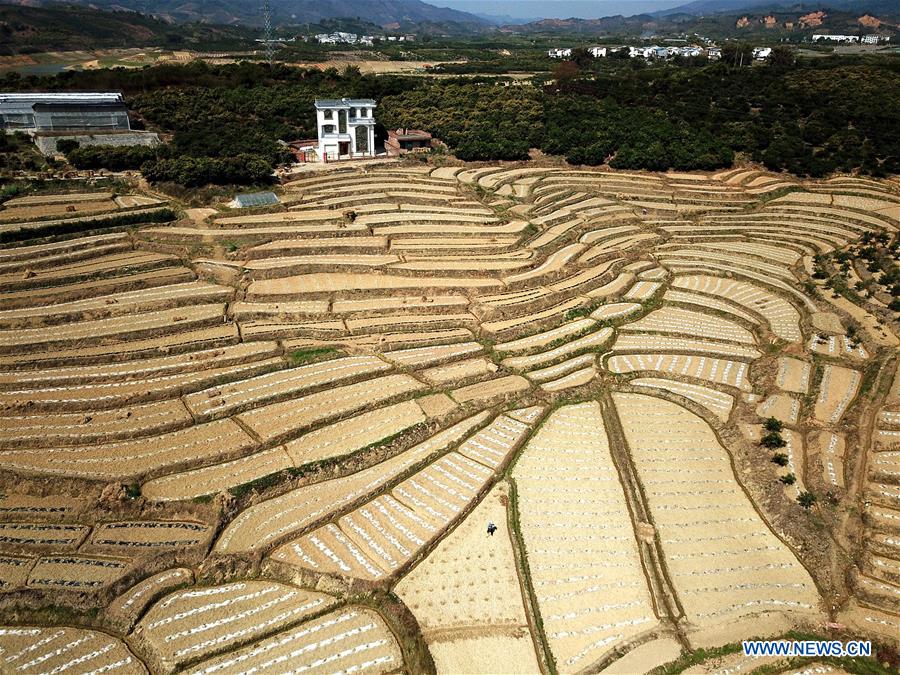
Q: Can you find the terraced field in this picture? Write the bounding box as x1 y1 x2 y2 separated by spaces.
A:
0 166 897 673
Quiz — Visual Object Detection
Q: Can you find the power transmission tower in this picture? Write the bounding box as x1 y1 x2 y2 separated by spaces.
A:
263 0 274 65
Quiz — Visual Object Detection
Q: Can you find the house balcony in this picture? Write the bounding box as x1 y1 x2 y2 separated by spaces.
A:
320 132 352 141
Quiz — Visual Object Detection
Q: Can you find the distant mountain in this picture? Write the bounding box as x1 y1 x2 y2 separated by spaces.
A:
474 12 541 25
0 3 255 55
503 5 899 38
500 14 673 37
0 0 491 32
657 0 900 17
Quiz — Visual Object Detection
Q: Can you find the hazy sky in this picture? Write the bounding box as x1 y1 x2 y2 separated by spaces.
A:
436 0 688 20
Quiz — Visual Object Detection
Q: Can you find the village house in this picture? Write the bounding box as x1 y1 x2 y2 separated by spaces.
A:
315 98 377 161
812 34 860 43
385 128 433 156
548 48 573 58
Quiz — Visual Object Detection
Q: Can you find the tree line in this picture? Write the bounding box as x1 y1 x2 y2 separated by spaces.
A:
3 56 897 186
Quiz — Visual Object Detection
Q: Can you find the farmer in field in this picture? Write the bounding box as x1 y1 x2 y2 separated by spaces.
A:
487 522 497 536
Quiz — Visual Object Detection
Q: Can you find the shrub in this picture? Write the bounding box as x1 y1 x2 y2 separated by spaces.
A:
763 417 784 433
56 139 80 154
68 144 165 171
771 452 790 466
141 154 274 187
797 491 817 509
761 432 787 449
780 473 797 485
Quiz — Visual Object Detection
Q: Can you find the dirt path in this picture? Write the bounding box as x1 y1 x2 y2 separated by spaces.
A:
598 391 688 648
833 356 897 611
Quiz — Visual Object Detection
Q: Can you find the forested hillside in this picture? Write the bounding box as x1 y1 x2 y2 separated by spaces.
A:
0 4 256 54
3 56 897 184
0 0 489 32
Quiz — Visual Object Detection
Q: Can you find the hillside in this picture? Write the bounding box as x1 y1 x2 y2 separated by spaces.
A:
0 4 257 54
503 5 899 39
659 0 900 17
0 0 490 32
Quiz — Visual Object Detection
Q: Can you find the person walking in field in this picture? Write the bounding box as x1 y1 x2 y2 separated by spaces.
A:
487 522 497 536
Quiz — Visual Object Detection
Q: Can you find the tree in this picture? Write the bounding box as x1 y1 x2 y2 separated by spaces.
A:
762 432 787 449
553 60 580 84
771 453 790 467
798 491 817 509
780 473 797 485
768 46 795 69
764 417 784 433
722 42 753 67
570 48 594 70
56 139 80 154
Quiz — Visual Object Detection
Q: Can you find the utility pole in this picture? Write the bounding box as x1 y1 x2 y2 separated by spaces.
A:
263 0 274 65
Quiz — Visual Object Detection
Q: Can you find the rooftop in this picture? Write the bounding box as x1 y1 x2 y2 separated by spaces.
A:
388 128 432 141
233 192 279 208
314 98 377 109
0 92 124 104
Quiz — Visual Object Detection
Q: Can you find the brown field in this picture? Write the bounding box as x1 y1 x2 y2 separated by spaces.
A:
1 168 897 670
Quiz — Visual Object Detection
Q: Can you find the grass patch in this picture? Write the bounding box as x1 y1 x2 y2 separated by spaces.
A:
228 470 288 499
507 476 558 675
563 305 594 321
227 426 422 500
288 346 338 365
649 642 741 674
857 360 883 400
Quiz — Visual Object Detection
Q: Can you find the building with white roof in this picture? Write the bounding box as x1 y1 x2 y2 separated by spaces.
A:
314 98 377 161
812 34 860 43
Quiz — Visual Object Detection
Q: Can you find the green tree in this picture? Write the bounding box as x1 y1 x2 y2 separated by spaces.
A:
768 46 795 69
797 491 817 509
764 417 784 433
56 138 80 154
762 432 787 449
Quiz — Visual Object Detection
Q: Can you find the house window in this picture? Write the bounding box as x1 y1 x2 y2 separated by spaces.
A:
322 124 335 134
323 110 333 119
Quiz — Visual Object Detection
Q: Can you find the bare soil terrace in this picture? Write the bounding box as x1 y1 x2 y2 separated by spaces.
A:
0 164 898 673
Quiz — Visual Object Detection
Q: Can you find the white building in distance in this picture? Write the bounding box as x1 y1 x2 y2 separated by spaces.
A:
812 34 860 43
315 98 377 161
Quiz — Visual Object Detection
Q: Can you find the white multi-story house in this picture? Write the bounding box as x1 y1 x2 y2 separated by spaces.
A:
752 47 772 59
548 48 572 58
315 98 377 161
588 46 607 57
